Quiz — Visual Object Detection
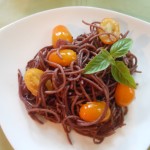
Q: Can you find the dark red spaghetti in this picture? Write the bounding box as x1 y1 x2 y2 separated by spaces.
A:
18 20 138 144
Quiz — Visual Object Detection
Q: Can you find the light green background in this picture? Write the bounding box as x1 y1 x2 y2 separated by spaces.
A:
0 0 150 149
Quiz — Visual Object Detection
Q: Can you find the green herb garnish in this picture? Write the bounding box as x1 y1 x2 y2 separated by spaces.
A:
84 38 136 88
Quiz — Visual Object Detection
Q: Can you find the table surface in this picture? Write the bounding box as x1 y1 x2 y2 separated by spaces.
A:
0 0 150 149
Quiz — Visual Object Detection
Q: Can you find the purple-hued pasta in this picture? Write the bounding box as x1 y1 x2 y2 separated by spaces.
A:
18 21 138 144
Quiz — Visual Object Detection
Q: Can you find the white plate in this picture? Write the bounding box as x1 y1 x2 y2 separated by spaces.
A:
0 6 150 150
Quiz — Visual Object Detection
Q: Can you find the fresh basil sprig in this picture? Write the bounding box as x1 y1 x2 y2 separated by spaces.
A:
84 49 113 74
111 61 136 88
110 38 133 58
84 38 136 88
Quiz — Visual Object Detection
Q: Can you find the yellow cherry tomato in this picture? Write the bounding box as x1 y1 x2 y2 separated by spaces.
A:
24 68 52 96
79 101 111 122
115 83 135 107
99 18 120 44
52 25 73 48
48 49 77 67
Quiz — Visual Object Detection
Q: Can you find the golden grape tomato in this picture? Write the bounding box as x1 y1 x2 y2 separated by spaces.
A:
48 49 77 67
24 68 52 96
115 83 135 107
79 101 111 122
52 25 73 48
99 18 120 44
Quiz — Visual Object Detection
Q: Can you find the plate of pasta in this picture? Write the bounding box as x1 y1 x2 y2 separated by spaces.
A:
0 6 150 150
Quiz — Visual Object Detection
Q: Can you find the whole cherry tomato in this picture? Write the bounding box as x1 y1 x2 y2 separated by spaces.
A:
52 25 73 48
79 101 111 122
48 49 77 67
115 83 135 107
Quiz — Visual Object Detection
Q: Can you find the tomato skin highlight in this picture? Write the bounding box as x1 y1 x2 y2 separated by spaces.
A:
52 25 73 48
115 83 135 107
79 101 111 122
48 49 77 67
99 18 120 45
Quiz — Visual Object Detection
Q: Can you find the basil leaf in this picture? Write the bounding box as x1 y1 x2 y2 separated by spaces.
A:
111 61 136 88
110 38 133 58
84 50 112 74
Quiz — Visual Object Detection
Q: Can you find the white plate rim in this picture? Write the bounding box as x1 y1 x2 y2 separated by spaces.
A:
0 6 150 33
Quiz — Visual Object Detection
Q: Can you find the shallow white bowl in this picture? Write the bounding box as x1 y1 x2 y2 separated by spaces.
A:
0 6 150 150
